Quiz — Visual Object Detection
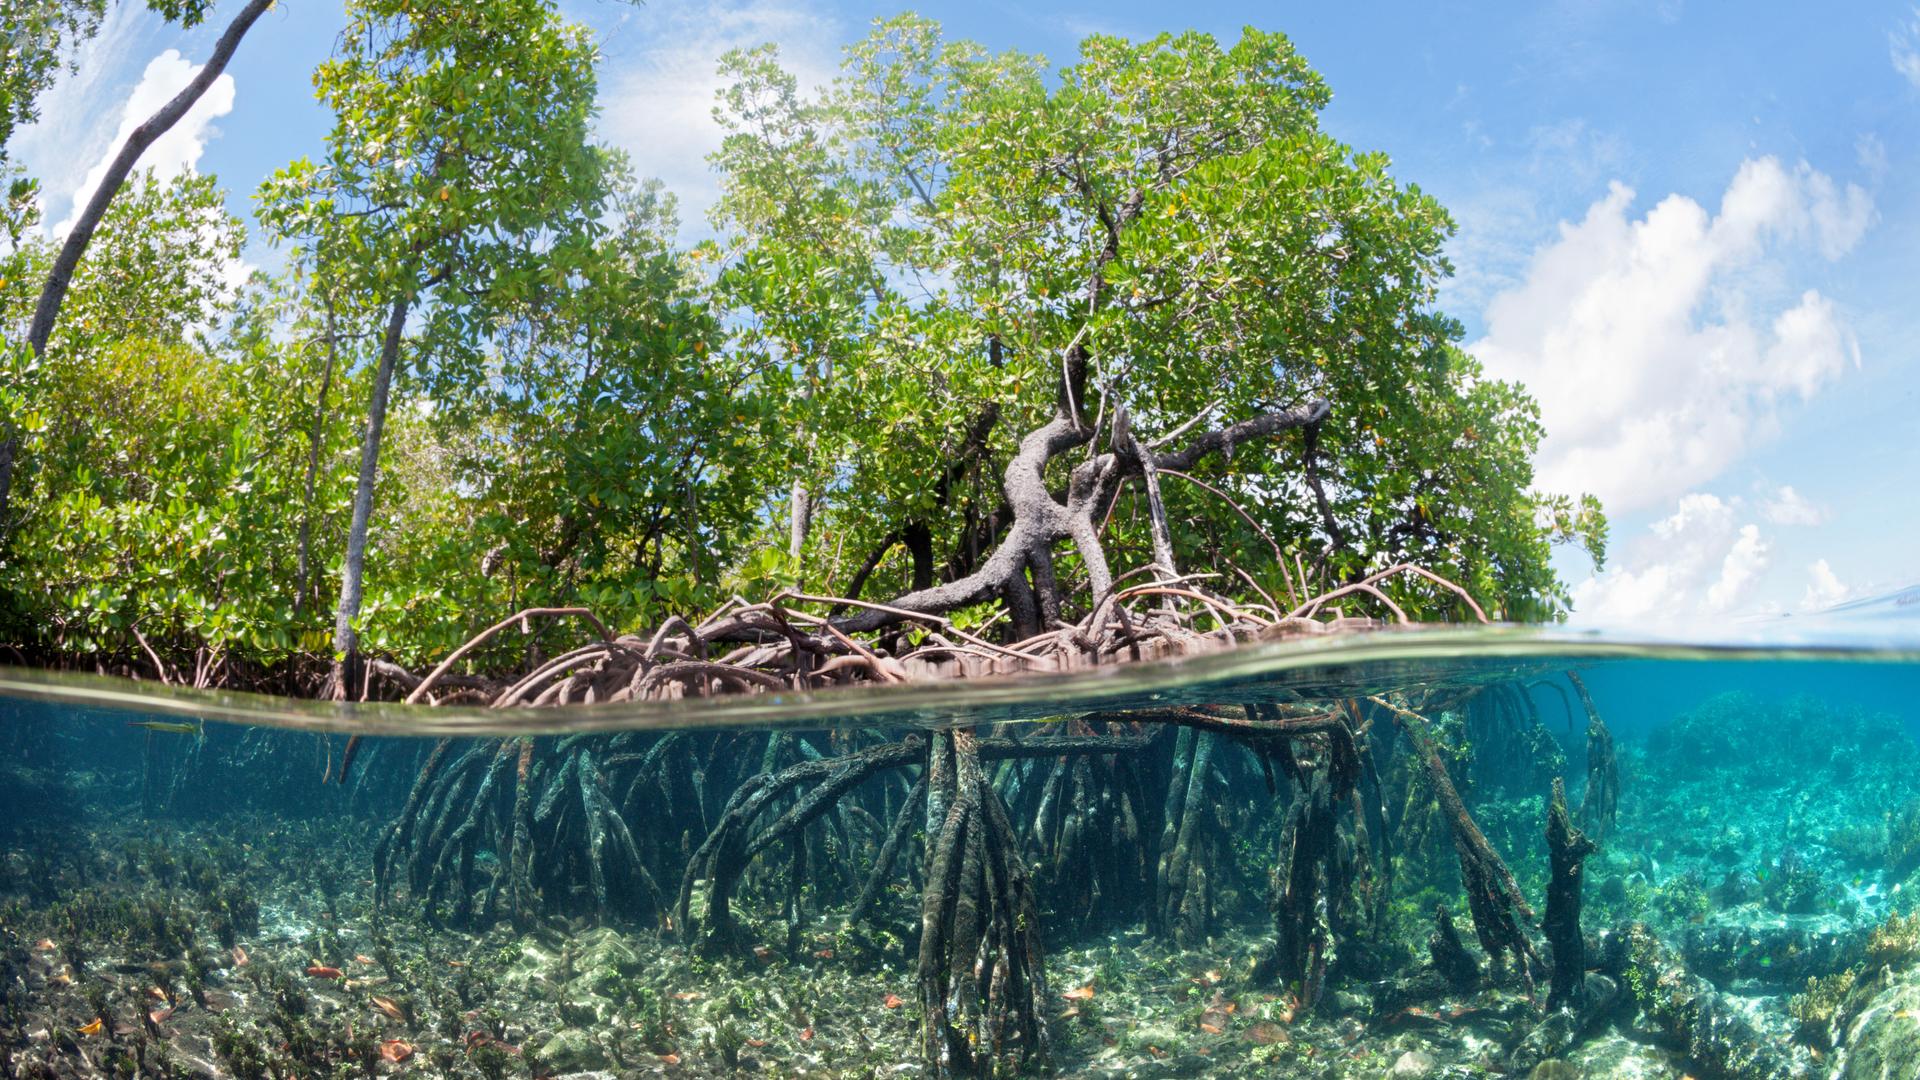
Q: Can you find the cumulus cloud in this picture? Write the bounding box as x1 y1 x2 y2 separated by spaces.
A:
1570 493 1775 622
596 0 842 239
53 49 236 236
1470 157 1868 512
1760 485 1825 526
1705 524 1769 612
1800 559 1852 611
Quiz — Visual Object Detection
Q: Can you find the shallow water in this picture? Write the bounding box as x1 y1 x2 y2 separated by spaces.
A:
5 603 1920 1079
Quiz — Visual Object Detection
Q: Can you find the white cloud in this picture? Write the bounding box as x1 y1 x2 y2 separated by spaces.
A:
53 49 235 236
1760 485 1825 526
1470 157 1867 512
9 3 151 215
1800 559 1851 611
1439 120 1632 314
1789 557 1850 611
1799 167 1874 260
1705 524 1769 612
1570 492 1776 622
1894 8 1920 88
1857 133 1889 183
595 0 842 240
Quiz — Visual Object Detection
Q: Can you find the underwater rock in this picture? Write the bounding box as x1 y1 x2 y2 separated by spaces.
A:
534 1027 610 1072
1329 988 1371 1015
1596 874 1628 906
1836 969 1920 1079
1679 919 1871 988
1711 869 1762 907
1369 966 1452 1018
1598 923 1815 1080
1527 1061 1582 1080
570 926 642 975
1564 1028 1688 1077
1765 850 1833 915
1388 1048 1436 1078
1505 973 1620 1074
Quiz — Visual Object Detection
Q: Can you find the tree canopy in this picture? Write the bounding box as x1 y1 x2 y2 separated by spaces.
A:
705 17 1602 627
0 5 1605 684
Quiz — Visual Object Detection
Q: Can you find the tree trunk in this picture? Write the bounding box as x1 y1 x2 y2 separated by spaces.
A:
0 0 274 538
1114 403 1178 580
0 436 14 542
329 296 412 699
788 479 812 561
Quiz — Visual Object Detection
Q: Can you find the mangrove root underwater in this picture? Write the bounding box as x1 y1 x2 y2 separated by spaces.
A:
1373 694 1544 989
1569 671 1620 843
917 730 1050 1077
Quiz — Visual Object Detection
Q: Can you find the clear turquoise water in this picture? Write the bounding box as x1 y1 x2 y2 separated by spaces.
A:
5 595 1920 1078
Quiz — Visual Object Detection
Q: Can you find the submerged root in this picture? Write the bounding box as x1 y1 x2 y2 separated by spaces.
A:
1569 671 1619 843
1371 694 1543 988
850 773 928 927
918 730 1048 1078
373 732 703 926
676 738 926 952
340 556 1595 1074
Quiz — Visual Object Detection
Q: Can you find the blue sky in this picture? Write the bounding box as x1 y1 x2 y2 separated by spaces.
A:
12 0 1918 625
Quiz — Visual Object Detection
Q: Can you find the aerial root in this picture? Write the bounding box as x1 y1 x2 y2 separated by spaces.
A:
340 560 1486 719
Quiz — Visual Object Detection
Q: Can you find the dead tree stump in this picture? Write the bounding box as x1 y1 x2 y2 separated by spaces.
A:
1544 777 1596 1009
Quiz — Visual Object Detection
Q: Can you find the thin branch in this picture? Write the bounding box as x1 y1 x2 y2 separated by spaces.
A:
407 607 612 706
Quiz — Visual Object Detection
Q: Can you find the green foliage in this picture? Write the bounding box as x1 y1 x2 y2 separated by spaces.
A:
0 0 220 169
0 175 333 658
253 0 670 664
257 0 609 303
705 16 1602 621
367 173 771 660
2 11 1608 675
